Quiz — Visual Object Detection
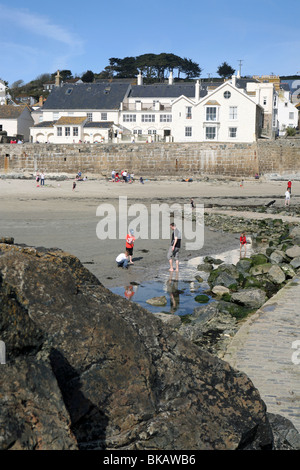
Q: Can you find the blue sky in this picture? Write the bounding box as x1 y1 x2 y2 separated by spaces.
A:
1 0 299 86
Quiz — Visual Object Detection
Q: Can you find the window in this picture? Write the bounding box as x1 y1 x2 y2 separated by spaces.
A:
224 91 231 99
205 127 216 140
73 127 78 137
133 129 142 135
101 112 107 121
65 127 70 136
206 107 217 121
289 112 294 120
142 114 155 122
39 116 43 123
123 114 136 122
229 127 237 138
229 106 238 120
185 127 192 137
160 114 172 122
57 127 62 136
186 107 192 119
87 113 93 122
148 129 157 134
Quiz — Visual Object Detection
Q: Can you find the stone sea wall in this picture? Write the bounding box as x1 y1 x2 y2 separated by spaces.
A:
0 139 300 178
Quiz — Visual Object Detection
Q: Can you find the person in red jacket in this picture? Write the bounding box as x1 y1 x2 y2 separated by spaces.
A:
287 180 292 194
240 232 247 258
125 229 135 264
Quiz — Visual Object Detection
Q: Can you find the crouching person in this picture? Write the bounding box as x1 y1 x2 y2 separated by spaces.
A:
116 250 129 269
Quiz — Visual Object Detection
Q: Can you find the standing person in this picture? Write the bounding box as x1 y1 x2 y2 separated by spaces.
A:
125 229 135 264
168 222 181 272
36 172 40 187
285 189 291 207
72 181 76 191
116 250 129 269
190 198 195 209
287 180 292 194
40 172 45 186
240 232 247 257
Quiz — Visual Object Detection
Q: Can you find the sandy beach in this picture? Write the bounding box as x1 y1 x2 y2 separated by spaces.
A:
0 176 298 289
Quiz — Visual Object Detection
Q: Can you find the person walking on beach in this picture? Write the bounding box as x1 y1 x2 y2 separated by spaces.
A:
125 229 135 264
116 250 129 269
40 172 45 186
168 222 181 272
287 180 292 194
285 189 291 207
240 231 247 257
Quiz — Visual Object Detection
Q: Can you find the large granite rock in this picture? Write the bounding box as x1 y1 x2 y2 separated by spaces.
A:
0 242 278 450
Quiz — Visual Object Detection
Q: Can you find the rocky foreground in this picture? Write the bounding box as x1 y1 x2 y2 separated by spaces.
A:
1 236 299 450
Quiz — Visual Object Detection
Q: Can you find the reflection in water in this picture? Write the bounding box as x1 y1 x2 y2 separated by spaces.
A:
111 246 253 316
166 272 180 313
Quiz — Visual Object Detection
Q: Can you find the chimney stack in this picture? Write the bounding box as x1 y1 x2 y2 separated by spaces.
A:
168 71 174 85
55 70 62 87
195 80 200 101
137 72 143 86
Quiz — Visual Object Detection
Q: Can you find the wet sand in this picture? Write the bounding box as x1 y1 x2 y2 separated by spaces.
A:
0 177 298 289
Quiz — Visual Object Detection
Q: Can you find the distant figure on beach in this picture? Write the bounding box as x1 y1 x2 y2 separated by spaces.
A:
111 170 116 181
72 181 76 191
285 190 291 207
190 198 195 209
168 222 181 272
140 176 144 184
255 173 259 179
240 231 247 257
116 250 129 269
125 229 135 264
287 180 292 194
40 172 45 186
36 172 40 187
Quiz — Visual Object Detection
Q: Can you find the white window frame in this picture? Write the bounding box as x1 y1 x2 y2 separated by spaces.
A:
101 112 107 121
65 127 70 137
229 106 238 120
87 112 93 122
205 126 217 140
57 127 62 136
123 114 136 122
185 126 192 137
160 114 172 122
73 127 78 137
186 106 192 119
142 114 155 123
206 107 218 122
229 127 237 138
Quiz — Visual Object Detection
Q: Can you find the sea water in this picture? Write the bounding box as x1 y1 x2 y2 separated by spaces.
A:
111 248 249 316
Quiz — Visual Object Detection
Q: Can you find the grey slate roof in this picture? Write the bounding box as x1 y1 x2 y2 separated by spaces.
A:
84 121 114 128
42 83 130 110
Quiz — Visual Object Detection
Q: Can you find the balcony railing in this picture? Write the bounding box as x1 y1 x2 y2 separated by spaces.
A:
122 103 172 112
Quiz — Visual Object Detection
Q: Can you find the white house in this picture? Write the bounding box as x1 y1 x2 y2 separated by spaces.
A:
0 105 34 141
277 84 299 135
171 78 263 143
30 82 131 143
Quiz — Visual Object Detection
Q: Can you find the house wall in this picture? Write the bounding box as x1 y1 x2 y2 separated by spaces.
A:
17 109 34 141
172 84 258 143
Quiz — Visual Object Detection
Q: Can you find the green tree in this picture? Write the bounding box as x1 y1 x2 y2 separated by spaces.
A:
81 70 95 82
217 62 235 79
